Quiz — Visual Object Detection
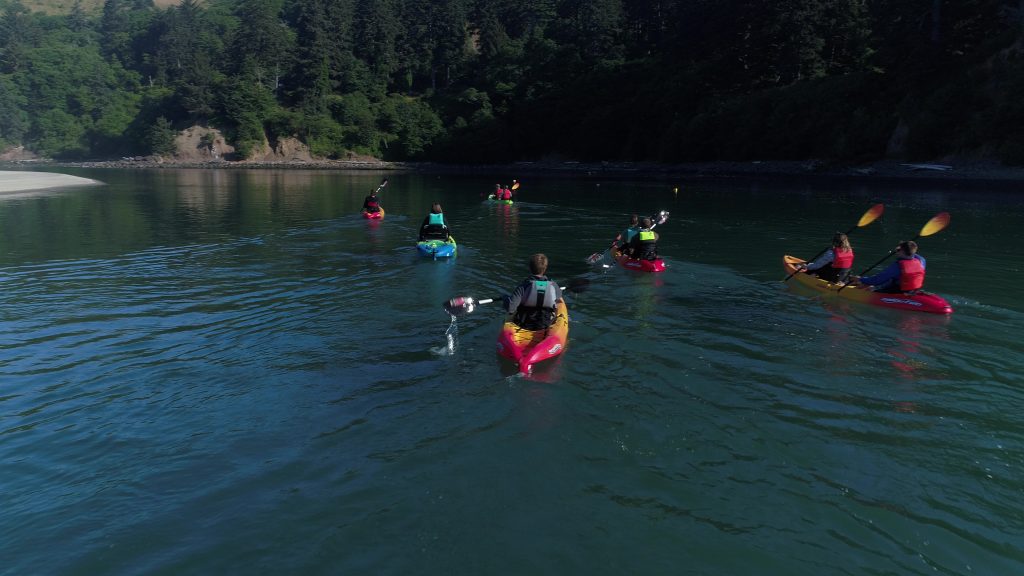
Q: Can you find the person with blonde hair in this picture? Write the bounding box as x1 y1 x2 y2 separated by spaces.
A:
799 232 854 283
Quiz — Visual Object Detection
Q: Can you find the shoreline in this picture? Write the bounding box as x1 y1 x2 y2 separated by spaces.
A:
0 170 101 194
3 157 1024 188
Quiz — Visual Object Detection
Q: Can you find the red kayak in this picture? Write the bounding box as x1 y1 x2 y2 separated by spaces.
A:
612 247 666 273
496 301 569 374
362 207 385 220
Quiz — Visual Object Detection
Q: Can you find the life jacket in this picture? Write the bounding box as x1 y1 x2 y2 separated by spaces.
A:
634 229 657 260
501 188 512 200
832 247 854 269
621 226 639 244
422 212 448 239
364 196 380 211
898 257 925 291
514 277 557 329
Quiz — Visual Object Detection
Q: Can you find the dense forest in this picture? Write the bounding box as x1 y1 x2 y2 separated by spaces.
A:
0 0 1022 164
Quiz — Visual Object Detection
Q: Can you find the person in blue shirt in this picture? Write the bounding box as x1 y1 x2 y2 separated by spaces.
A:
418 203 452 241
614 214 640 250
855 240 926 293
623 216 659 260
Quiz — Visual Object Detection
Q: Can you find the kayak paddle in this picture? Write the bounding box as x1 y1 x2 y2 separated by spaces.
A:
443 278 590 317
783 203 884 282
586 210 670 264
837 211 950 293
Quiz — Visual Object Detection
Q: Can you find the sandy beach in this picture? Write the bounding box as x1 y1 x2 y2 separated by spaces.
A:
0 170 101 194
3 158 1024 189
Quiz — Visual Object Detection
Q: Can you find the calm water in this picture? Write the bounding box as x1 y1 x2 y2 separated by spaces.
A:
1 168 1022 575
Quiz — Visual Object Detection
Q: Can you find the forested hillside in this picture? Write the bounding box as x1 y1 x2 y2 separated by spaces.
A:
0 0 1022 164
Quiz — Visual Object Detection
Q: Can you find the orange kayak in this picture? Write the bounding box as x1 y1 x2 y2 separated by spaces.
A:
783 255 953 314
496 301 569 373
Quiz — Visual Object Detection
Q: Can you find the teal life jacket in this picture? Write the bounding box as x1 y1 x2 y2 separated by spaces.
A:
514 277 558 329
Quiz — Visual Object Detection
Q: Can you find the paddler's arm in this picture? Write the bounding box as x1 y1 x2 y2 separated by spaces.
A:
857 261 900 286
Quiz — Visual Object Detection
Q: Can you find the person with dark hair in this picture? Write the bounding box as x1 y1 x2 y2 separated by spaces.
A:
362 188 382 214
798 232 855 283
614 214 640 250
623 216 659 260
855 240 926 293
504 253 564 330
418 202 452 241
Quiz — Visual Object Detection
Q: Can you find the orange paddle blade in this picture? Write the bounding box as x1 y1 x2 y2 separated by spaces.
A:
920 212 950 237
511 181 520 190
857 203 884 227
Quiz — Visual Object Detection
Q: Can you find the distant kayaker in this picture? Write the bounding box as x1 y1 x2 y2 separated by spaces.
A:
499 184 513 201
623 216 659 260
504 253 564 330
614 214 640 250
418 203 452 241
797 232 854 283
855 240 926 293
362 188 382 214
491 184 502 199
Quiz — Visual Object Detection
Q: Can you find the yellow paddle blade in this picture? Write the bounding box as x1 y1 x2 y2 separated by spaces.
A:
920 212 950 236
511 181 520 190
857 203 884 227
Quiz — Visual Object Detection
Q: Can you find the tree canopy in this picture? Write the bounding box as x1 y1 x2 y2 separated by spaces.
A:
0 0 1021 164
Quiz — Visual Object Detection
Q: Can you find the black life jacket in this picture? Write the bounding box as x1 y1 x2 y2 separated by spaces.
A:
513 277 557 330
634 229 658 260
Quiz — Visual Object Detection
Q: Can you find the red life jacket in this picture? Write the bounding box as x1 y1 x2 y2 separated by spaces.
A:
832 247 853 269
501 188 512 200
898 258 925 291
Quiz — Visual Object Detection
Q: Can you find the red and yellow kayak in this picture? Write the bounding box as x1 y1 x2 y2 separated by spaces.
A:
612 247 666 273
783 255 953 314
362 207 385 219
496 301 569 374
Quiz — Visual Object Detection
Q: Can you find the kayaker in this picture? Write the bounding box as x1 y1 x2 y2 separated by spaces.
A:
504 253 564 330
500 184 513 201
614 214 640 250
855 240 926 293
623 216 659 260
418 203 452 241
362 189 382 214
491 184 502 199
797 232 854 283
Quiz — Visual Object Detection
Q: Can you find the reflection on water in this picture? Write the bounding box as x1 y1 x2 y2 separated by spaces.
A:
0 169 1022 575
